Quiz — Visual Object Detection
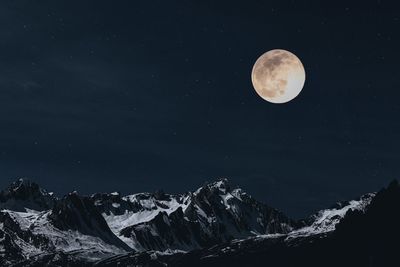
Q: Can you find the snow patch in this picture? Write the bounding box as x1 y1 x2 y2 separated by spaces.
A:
287 193 375 239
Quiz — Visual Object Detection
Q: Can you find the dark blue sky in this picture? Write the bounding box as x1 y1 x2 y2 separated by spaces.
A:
0 0 399 217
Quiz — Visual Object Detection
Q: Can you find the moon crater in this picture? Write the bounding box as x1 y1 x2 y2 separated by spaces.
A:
251 49 305 103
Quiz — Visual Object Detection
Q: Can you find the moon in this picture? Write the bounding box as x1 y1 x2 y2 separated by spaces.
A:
251 49 305 103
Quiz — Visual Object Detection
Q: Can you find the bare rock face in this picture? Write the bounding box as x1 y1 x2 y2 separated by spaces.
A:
2 177 397 267
49 192 132 251
96 178 298 252
95 180 400 267
0 178 57 211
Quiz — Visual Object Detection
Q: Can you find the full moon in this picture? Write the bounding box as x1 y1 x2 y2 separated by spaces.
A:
251 49 305 103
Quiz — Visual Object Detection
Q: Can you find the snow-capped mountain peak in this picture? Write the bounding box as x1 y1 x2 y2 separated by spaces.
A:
93 179 297 252
0 177 390 266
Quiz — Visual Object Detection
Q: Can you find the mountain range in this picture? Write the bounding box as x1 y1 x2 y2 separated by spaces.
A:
0 178 398 266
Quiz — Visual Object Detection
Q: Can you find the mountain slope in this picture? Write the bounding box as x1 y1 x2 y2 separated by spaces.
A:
287 192 374 239
48 192 131 251
1 177 397 267
0 181 131 266
93 179 297 251
116 180 398 267
0 178 297 265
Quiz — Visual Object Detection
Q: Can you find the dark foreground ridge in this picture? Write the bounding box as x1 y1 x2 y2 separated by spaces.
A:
0 178 398 267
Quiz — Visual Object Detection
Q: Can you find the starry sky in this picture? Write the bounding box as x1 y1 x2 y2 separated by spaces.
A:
0 0 399 218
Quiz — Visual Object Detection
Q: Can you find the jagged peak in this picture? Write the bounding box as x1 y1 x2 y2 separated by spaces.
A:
210 178 230 189
194 178 232 195
2 178 56 199
8 177 36 191
0 178 56 211
59 191 91 207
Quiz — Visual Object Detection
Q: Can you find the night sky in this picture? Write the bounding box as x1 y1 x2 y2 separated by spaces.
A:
0 0 399 218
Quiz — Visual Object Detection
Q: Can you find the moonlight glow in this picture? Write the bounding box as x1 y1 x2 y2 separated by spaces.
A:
251 49 306 103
